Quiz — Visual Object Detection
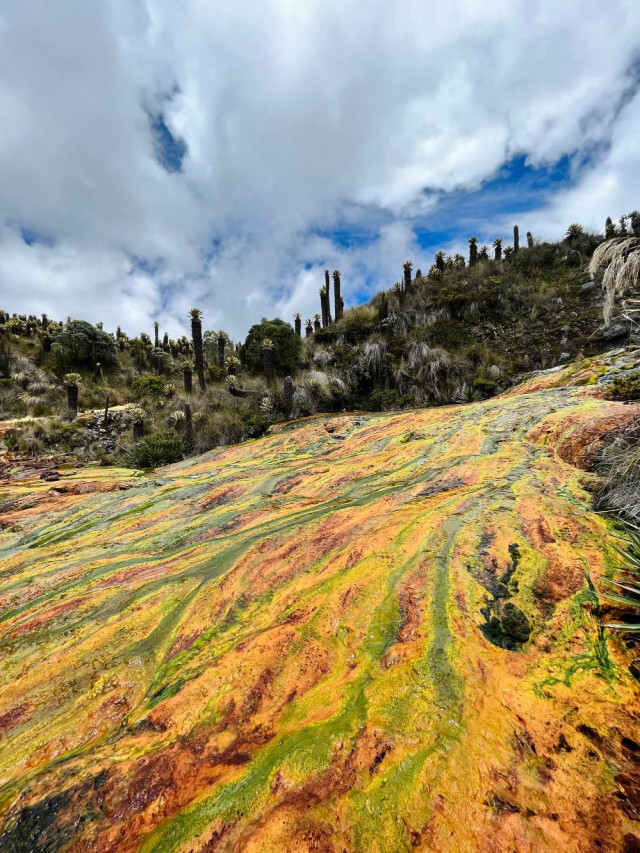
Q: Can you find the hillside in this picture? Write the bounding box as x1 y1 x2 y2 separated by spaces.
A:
1 357 639 852
3 226 637 471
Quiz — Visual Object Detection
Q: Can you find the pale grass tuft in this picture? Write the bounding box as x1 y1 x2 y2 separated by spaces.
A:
589 237 640 324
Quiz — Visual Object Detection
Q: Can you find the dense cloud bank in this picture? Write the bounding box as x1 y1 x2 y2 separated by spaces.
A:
1 0 639 338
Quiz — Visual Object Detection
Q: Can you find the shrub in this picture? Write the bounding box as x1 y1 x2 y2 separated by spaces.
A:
124 430 185 468
17 435 45 456
242 318 302 376
29 401 54 416
310 327 336 346
356 389 413 411
191 411 245 452
472 377 498 397
240 411 271 438
42 420 88 451
330 344 358 371
206 364 227 383
424 318 471 349
335 306 378 344
51 320 118 368
4 431 18 451
508 242 560 274
131 375 166 400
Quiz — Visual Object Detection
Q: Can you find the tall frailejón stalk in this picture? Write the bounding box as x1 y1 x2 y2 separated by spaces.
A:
189 308 206 392
333 270 342 321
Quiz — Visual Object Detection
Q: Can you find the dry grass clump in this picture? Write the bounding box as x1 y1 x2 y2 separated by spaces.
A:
393 343 460 403
589 237 640 324
596 415 640 522
0 354 60 417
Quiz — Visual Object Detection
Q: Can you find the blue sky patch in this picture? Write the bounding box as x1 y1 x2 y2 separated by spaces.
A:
149 112 187 173
297 154 578 284
414 155 574 251
128 254 165 277
311 225 380 251
8 220 56 248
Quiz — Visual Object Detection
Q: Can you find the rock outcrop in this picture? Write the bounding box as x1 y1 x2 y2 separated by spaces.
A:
0 364 639 852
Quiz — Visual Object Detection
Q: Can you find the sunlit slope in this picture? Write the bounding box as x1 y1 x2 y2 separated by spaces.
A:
1 375 639 852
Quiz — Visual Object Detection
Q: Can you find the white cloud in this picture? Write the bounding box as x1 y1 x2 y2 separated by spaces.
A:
518 89 640 241
1 0 639 339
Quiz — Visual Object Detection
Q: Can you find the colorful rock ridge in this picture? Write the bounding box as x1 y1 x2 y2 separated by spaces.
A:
0 369 639 851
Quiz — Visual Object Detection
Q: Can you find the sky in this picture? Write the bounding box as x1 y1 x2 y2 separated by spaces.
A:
1 1 640 342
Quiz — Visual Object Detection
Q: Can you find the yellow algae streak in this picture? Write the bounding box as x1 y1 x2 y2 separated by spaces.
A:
0 380 639 853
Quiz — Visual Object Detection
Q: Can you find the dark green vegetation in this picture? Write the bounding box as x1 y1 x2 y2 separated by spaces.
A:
605 372 640 401
240 318 302 376
51 319 118 368
600 532 640 652
123 430 186 468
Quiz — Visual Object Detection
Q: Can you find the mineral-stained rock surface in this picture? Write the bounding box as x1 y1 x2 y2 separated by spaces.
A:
0 368 639 852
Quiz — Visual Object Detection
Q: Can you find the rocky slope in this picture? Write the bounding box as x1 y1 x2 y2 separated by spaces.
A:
0 359 639 852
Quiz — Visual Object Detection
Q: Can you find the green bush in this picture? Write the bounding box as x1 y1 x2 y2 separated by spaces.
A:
508 242 559 274
331 344 358 371
131 375 166 400
42 420 87 451
124 430 185 468
3 431 18 451
240 411 271 438
472 377 498 397
424 318 471 349
335 306 378 344
29 401 54 416
316 329 342 347
356 389 413 411
241 318 302 376
206 364 227 383
51 319 118 368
